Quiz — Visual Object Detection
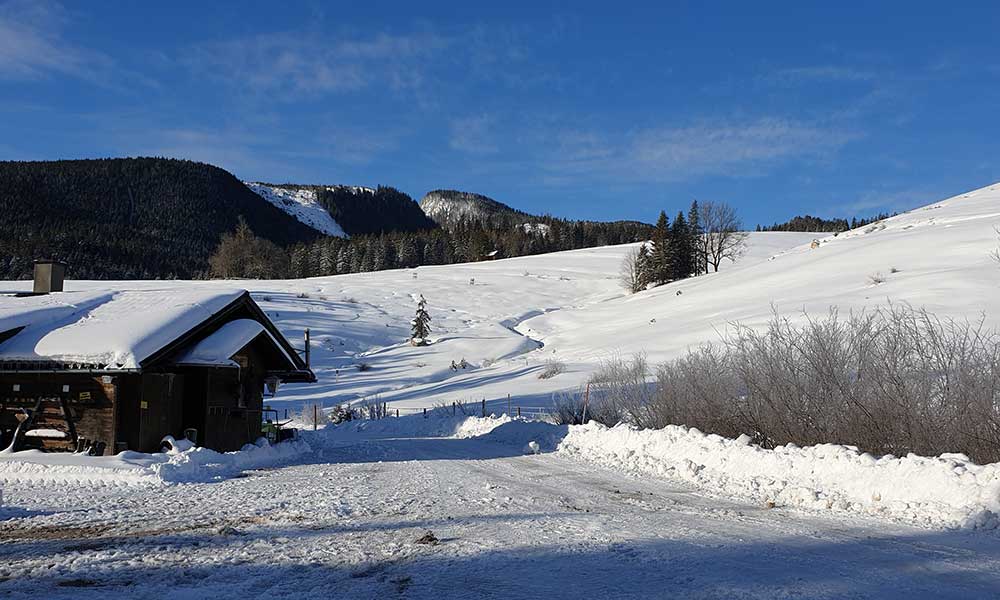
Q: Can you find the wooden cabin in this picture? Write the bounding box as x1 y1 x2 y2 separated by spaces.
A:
0 266 314 454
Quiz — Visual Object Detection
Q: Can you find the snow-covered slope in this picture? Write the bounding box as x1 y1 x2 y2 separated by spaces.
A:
245 182 347 237
527 182 1000 367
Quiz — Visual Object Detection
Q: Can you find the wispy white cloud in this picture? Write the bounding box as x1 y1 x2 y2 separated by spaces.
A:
0 0 111 81
182 29 451 97
532 117 861 185
765 65 876 85
835 186 945 216
0 0 162 91
449 114 499 155
179 21 564 102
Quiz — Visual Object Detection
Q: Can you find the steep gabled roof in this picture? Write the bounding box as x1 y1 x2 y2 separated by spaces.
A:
0 288 314 381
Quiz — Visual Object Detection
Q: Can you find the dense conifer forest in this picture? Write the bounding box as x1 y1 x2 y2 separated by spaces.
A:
756 212 896 233
0 158 321 279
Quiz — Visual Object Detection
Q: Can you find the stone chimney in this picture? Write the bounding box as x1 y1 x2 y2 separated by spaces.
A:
33 260 66 294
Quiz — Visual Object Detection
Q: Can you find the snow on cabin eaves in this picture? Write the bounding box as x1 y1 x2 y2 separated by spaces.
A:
0 288 247 369
245 182 348 238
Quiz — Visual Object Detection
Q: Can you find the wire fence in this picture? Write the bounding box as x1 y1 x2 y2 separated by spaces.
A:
272 397 554 431
360 400 551 420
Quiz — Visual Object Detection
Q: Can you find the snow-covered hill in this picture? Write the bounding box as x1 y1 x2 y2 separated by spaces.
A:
10 181 997 416
526 182 1000 367
420 189 538 230
245 182 348 237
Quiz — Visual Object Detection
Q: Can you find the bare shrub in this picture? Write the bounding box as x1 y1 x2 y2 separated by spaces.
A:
355 362 372 372
646 306 1000 463
868 272 886 285
549 392 589 425
587 353 655 427
538 359 566 380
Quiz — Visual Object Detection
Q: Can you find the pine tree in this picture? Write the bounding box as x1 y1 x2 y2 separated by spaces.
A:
688 200 706 275
669 211 693 280
410 295 431 345
650 211 671 285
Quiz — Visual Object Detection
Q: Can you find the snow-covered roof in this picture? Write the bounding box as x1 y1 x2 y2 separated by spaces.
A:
172 318 292 368
0 288 246 369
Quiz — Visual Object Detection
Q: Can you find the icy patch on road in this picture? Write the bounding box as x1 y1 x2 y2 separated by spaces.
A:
558 422 1000 530
0 438 311 487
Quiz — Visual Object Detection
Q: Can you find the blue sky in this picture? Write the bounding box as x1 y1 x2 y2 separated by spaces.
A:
1 1 998 226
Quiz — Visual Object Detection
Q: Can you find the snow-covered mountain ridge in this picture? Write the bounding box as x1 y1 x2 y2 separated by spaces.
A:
245 182 348 237
420 189 548 231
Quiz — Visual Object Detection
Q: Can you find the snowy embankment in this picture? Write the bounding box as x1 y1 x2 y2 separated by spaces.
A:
320 414 1000 530
557 423 1000 530
0 438 309 486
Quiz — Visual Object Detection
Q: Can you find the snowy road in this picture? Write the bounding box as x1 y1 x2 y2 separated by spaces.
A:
3 431 1000 599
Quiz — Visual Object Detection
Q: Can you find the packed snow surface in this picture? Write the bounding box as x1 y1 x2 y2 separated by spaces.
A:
245 182 347 237
4 414 1000 598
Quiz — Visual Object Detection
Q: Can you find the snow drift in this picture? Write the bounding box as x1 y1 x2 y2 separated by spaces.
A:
0 437 310 486
557 422 1000 530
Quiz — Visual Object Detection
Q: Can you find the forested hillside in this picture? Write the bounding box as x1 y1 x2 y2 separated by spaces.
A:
420 189 537 229
288 218 653 277
757 212 896 233
318 185 437 235
0 158 322 279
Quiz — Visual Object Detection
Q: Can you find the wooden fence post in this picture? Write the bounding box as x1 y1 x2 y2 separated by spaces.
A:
423 407 427 419
482 398 486 417
517 406 521 418
313 404 318 431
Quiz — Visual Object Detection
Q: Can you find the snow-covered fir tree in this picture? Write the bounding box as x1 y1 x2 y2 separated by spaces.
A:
410 295 431 346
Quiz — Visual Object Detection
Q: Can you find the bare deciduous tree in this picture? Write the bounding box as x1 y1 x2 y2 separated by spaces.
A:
619 243 649 294
992 227 1000 265
209 217 290 279
698 201 748 272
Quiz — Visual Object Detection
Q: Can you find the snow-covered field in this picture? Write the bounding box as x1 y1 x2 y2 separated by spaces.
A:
2 182 1000 597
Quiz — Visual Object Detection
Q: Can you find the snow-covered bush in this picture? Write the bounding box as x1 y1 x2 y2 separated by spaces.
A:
293 402 330 429
588 353 654 427
329 404 359 424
